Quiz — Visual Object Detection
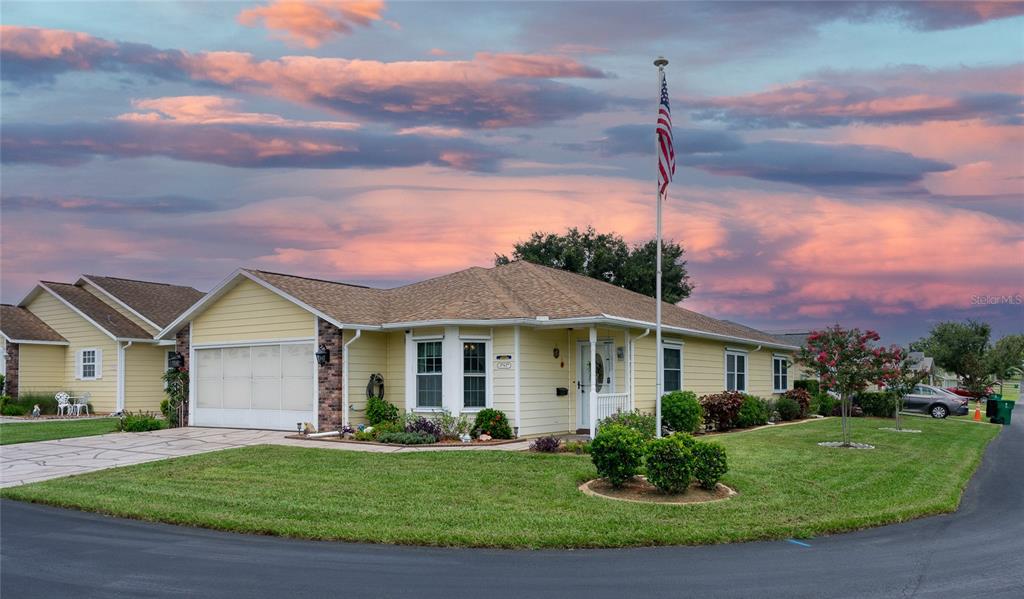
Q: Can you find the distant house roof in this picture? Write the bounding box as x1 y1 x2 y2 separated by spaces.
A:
0 305 67 344
908 351 934 372
34 282 154 340
167 261 796 349
767 331 811 348
80 275 205 328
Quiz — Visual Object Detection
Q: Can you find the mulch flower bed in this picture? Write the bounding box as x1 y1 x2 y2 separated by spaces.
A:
579 476 736 505
285 434 522 447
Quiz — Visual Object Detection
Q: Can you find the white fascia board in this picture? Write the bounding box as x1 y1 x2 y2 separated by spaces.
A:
77 276 162 332
8 339 70 346
34 283 119 341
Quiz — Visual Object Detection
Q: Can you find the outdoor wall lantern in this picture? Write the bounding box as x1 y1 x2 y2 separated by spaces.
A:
168 352 185 369
552 347 560 359
315 344 330 367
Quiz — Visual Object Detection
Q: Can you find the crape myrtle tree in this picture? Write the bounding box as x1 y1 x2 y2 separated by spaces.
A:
874 346 927 432
495 226 694 303
796 325 883 447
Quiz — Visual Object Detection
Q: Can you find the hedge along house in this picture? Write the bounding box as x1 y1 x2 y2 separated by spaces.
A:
9 276 204 414
159 261 798 436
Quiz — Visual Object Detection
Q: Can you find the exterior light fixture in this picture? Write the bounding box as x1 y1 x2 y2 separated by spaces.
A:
168 352 185 369
315 344 330 367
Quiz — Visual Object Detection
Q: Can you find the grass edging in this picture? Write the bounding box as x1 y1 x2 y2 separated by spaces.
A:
1 418 1001 549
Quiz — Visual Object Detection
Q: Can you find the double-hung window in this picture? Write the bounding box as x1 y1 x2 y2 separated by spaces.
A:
416 341 443 408
725 350 746 392
79 348 99 380
662 344 682 393
463 341 487 409
773 356 789 393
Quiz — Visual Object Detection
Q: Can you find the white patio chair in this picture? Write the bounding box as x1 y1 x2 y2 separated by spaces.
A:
55 392 72 417
71 393 91 417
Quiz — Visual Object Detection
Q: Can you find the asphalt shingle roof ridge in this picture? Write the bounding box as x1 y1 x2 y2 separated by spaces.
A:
84 274 202 293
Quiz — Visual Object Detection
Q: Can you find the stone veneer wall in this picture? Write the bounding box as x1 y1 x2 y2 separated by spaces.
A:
4 342 19 398
317 318 343 431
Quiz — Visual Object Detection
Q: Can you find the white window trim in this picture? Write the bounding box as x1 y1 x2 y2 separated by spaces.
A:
414 338 444 410
660 341 684 393
773 355 789 393
724 349 747 393
77 347 102 380
460 337 492 411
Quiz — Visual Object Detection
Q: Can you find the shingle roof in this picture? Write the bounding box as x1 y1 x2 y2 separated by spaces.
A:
41 282 153 339
83 275 205 328
0 305 67 343
245 261 791 347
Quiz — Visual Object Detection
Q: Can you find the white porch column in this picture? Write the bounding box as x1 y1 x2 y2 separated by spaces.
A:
513 325 521 437
589 325 597 438
624 328 631 411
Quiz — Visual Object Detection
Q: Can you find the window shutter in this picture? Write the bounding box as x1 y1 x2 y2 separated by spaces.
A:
94 348 103 379
75 350 83 380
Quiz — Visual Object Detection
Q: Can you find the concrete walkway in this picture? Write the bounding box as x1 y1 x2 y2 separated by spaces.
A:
0 427 531 488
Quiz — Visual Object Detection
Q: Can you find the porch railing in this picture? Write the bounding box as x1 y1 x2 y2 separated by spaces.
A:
594 392 631 428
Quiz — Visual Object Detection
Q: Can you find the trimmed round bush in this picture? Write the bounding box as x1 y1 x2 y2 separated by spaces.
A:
662 391 702 433
700 391 744 430
598 409 656 439
645 435 694 493
857 391 898 418
736 394 769 428
691 440 728 490
784 388 812 418
366 396 399 426
590 424 645 487
471 408 513 439
776 397 801 421
812 393 837 416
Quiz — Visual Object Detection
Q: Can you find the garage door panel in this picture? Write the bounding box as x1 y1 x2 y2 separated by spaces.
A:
252 379 282 410
282 378 313 411
194 342 314 431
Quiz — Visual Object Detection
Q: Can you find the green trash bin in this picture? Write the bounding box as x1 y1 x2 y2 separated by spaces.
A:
989 399 1014 425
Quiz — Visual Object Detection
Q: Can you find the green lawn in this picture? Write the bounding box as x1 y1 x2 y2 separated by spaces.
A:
0 418 120 445
1 417 1000 548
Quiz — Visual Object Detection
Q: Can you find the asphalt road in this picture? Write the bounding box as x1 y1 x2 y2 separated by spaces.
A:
3 417 1022 599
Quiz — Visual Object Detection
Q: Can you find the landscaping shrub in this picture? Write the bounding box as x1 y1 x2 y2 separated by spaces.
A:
6 392 60 415
691 440 728 490
661 391 702 433
736 394 770 428
563 440 591 454
376 431 437 445
590 424 645 487
811 393 837 416
353 430 374 441
783 388 812 418
1 403 28 416
368 421 403 439
404 415 444 438
530 435 562 452
159 399 180 427
858 391 899 418
644 435 694 493
366 396 400 426
435 409 471 440
118 411 166 432
471 408 513 439
793 379 819 395
699 391 744 431
598 409 657 439
775 397 801 421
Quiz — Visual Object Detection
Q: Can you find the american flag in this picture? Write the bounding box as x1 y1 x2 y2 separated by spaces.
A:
657 73 675 196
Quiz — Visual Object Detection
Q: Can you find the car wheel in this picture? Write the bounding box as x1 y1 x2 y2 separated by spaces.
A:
930 405 949 419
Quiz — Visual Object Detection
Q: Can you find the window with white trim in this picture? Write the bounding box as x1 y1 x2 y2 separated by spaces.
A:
725 350 746 392
662 344 682 393
416 340 443 408
463 341 487 408
79 348 99 380
773 356 789 393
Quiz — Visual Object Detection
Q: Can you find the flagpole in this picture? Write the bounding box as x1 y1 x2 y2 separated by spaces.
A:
654 56 668 439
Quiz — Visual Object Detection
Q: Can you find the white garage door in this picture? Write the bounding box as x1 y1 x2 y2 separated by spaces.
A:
193 343 315 430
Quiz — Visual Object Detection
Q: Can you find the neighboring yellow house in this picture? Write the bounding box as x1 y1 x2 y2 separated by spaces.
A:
6 276 203 414
159 262 797 435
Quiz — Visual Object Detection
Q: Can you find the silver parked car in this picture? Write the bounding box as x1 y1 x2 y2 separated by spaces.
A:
902 385 969 418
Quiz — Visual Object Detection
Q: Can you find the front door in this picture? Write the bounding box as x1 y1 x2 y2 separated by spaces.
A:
577 341 615 430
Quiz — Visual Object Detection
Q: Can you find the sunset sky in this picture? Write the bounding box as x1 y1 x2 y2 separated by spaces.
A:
2 1 1021 344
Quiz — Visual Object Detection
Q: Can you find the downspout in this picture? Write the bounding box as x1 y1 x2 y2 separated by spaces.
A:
341 330 361 430
116 341 133 413
633 329 650 411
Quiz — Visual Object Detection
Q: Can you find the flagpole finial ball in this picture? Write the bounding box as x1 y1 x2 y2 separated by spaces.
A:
654 57 669 68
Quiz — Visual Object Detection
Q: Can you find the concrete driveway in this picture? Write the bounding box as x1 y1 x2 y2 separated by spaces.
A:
0 428 290 488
